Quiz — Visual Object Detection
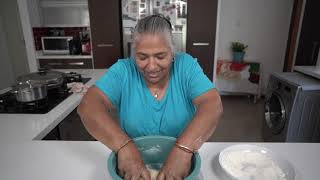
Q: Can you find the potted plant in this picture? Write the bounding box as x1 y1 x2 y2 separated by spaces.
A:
231 41 248 63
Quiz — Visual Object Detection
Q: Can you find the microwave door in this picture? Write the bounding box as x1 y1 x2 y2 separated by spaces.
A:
42 37 72 55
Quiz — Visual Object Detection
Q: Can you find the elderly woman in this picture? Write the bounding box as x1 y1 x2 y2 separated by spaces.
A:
77 14 223 180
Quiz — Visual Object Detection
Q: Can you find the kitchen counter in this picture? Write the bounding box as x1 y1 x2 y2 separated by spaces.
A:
0 141 319 180
0 69 320 180
294 65 320 79
0 69 106 142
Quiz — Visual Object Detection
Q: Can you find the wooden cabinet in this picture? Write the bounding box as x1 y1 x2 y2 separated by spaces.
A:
58 109 96 141
39 58 93 69
187 0 218 81
295 0 320 66
42 108 96 141
88 0 123 68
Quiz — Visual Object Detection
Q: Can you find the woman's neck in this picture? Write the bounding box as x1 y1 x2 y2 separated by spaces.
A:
145 73 170 90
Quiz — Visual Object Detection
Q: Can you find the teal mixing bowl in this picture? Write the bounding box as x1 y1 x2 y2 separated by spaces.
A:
107 136 201 180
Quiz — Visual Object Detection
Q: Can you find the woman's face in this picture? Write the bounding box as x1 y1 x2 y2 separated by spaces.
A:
135 33 173 85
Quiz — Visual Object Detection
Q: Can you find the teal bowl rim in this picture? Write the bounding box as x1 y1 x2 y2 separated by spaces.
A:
107 135 201 180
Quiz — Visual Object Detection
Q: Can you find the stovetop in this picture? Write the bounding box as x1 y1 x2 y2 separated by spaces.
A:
0 76 91 114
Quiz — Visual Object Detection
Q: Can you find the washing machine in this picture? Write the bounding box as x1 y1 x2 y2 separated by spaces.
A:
263 72 320 142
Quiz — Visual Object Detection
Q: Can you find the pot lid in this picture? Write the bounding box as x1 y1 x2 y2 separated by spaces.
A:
16 70 65 85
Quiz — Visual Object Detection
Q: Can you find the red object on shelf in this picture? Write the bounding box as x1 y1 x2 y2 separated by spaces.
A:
81 41 91 55
230 62 247 71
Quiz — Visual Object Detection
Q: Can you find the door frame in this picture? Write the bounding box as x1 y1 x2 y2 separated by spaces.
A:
283 0 306 72
213 0 221 83
17 0 38 72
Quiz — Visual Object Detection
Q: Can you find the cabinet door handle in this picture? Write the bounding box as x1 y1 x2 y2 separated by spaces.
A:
48 62 63 66
192 42 210 46
97 43 114 47
68 62 85 66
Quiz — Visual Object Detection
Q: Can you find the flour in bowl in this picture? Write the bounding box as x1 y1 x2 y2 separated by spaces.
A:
220 150 287 180
147 167 159 180
146 163 162 180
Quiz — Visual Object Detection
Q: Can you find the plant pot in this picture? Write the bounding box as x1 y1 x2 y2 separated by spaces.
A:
233 52 245 63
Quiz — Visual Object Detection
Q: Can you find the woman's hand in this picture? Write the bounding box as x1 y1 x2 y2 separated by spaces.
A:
117 142 151 180
157 146 192 180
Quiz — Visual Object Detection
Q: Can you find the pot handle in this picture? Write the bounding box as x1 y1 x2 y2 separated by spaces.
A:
38 68 48 75
26 80 32 88
10 88 18 94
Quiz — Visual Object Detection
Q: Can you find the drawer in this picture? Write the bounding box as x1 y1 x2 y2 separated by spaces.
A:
39 59 93 69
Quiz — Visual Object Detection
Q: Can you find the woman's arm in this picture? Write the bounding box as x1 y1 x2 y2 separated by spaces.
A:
77 86 151 180
77 86 129 150
157 89 222 180
177 88 223 150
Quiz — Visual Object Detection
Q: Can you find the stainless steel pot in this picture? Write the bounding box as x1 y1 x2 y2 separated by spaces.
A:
16 69 65 90
12 81 47 102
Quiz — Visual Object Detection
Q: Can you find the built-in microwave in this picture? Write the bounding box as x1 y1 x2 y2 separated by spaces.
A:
41 36 73 55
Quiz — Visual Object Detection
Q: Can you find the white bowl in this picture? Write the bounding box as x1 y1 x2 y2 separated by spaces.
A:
218 144 295 180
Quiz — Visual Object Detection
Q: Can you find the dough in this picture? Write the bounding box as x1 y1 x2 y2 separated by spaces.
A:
147 167 159 180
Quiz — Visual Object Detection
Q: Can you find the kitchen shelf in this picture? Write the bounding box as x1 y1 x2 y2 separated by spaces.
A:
36 51 92 59
37 55 92 59
216 59 262 103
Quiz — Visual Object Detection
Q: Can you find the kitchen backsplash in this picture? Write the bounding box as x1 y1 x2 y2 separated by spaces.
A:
33 27 90 50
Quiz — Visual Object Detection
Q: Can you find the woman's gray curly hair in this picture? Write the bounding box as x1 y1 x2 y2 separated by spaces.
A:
132 14 175 57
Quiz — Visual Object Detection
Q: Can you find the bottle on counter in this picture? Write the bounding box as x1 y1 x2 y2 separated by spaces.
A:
69 35 82 55
80 32 91 55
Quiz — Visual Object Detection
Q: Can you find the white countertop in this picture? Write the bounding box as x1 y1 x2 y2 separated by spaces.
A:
0 141 319 180
294 66 320 79
36 51 93 59
0 69 320 180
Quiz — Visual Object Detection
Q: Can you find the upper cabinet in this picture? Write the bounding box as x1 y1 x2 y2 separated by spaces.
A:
88 0 123 68
27 0 89 27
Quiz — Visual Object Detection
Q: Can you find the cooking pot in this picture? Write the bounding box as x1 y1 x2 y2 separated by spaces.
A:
16 69 65 89
12 80 47 102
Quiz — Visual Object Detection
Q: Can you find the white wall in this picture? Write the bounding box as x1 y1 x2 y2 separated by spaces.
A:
27 0 42 27
18 0 38 72
216 0 294 93
0 0 30 79
0 16 15 90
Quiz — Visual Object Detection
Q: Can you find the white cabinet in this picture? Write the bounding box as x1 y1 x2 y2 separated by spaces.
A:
40 0 89 27
27 0 90 27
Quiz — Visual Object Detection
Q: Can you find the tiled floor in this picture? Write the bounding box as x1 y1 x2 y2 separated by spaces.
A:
209 95 265 142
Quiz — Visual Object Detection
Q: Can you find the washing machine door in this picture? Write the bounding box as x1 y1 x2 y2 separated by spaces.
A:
265 92 286 134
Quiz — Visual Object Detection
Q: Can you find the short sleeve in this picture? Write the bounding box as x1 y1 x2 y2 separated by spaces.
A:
95 61 127 108
184 55 215 100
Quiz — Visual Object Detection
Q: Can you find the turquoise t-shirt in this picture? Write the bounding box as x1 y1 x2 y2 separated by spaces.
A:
95 52 215 138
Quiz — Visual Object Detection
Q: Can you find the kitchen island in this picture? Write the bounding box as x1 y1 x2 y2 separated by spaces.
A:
0 69 319 180
0 69 106 141
0 141 319 180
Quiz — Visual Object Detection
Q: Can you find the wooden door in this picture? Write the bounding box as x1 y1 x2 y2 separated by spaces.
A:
283 0 304 72
295 0 320 66
88 0 123 68
186 0 218 81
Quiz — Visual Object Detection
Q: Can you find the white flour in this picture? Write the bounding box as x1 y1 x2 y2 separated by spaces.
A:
146 167 159 180
221 150 287 180
146 163 162 180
